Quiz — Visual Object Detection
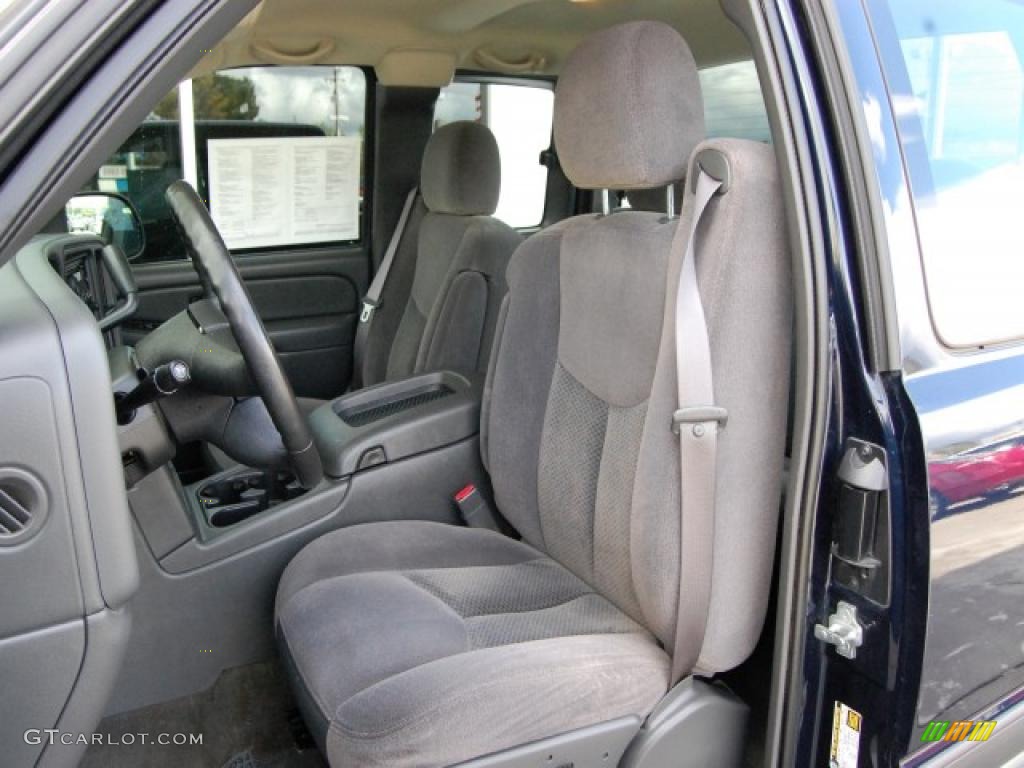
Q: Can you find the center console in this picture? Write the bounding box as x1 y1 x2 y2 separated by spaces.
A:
307 370 481 479
116 358 487 574
108 355 489 713
197 468 304 528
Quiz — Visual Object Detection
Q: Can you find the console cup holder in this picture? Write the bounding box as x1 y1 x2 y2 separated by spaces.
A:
198 468 303 528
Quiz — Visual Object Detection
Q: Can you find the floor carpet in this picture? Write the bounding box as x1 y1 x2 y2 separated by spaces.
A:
81 661 326 768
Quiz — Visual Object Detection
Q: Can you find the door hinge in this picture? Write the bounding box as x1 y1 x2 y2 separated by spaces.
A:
814 601 864 659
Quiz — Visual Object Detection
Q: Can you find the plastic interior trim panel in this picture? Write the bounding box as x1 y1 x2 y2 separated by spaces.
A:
15 234 140 612
455 717 641 768
310 370 482 478
0 234 140 768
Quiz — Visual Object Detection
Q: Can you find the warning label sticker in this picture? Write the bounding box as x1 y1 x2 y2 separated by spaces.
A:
830 701 862 768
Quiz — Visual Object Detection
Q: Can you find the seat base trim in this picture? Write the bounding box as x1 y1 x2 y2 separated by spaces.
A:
454 715 642 768
621 677 749 768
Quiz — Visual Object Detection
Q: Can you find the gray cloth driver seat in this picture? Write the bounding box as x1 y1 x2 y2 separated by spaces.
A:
276 20 792 768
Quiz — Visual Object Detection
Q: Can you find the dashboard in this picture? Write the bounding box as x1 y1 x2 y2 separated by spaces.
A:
48 242 107 319
44 234 138 334
1 229 141 768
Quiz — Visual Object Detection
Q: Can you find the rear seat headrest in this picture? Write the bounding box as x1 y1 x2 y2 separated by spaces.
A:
421 121 501 216
553 21 704 191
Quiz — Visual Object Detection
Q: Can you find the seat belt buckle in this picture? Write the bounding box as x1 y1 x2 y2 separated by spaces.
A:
359 298 379 324
672 406 728 437
454 484 502 531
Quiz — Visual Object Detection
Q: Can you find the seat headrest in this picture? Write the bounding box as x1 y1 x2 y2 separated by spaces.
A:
553 21 704 191
421 121 501 216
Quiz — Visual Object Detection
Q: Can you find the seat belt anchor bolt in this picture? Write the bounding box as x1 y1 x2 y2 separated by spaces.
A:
671 406 728 436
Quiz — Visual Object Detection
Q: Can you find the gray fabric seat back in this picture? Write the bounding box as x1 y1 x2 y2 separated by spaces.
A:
482 21 792 673
359 121 522 387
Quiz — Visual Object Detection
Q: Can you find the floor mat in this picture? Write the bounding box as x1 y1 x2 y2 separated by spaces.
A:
222 751 259 768
81 661 326 768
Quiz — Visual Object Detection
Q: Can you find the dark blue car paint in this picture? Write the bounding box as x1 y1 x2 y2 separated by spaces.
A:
780 0 1024 764
862 0 1024 757
779 6 930 763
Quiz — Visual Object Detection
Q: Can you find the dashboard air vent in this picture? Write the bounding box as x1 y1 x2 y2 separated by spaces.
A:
0 470 47 544
0 485 32 535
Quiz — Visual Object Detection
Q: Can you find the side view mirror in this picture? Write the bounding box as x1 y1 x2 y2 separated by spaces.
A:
65 192 145 262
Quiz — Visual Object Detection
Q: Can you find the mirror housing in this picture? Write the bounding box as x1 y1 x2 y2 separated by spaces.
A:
66 192 145 261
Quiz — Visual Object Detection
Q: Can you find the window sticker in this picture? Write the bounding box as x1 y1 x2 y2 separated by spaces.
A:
208 136 361 249
98 164 129 193
98 164 128 180
829 701 861 768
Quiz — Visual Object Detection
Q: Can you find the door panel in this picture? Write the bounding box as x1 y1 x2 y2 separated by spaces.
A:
125 246 368 399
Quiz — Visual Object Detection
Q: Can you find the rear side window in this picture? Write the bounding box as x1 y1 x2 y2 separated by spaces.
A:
700 60 771 143
870 0 1024 347
434 81 554 229
84 66 367 263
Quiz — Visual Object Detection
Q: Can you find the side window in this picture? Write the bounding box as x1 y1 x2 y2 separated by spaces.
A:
83 66 367 263
434 81 554 229
700 60 771 143
872 0 1024 347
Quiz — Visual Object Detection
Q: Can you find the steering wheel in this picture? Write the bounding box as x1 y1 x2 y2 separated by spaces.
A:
164 180 323 489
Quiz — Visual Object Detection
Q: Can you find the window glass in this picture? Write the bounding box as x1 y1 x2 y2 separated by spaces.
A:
82 66 366 263
0 0 25 27
434 82 554 228
875 0 1024 346
700 60 771 143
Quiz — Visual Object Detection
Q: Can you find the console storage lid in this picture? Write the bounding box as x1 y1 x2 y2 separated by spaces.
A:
309 370 480 479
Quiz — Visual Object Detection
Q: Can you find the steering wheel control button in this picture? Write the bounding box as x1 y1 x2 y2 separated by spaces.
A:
357 446 387 471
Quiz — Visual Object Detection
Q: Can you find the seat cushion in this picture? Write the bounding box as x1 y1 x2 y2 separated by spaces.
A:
275 521 670 768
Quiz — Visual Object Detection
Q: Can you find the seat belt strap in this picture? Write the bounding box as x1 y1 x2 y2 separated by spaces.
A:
669 167 726 684
352 187 418 388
